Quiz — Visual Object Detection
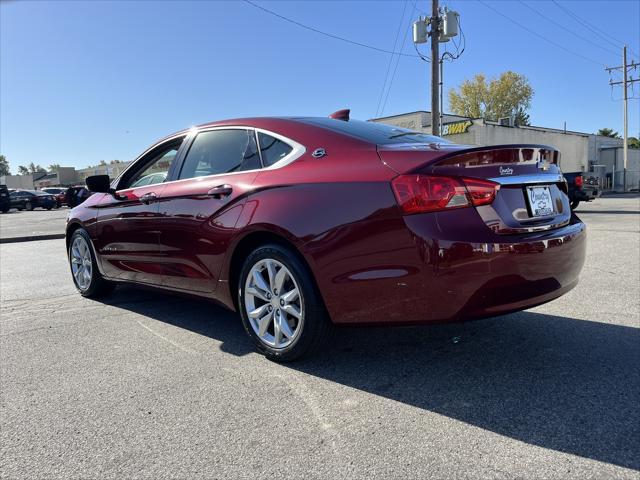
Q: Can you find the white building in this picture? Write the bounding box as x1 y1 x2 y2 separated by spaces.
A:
76 161 132 183
371 111 639 191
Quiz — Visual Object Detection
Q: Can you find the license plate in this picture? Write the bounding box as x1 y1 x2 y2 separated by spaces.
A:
526 186 554 217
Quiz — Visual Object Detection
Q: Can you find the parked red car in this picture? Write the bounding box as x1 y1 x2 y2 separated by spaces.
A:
41 187 67 207
66 112 586 361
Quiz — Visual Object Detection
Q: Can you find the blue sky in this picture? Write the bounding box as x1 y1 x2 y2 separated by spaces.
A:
1 0 639 171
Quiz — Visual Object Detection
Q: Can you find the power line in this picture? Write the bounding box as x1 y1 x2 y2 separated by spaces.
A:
477 0 605 67
551 0 639 59
375 1 409 118
380 9 415 116
243 0 418 58
518 0 619 58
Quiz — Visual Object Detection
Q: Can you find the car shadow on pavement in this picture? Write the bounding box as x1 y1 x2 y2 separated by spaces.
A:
98 286 254 357
102 286 640 471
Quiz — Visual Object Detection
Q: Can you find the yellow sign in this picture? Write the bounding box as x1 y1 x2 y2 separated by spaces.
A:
441 120 472 136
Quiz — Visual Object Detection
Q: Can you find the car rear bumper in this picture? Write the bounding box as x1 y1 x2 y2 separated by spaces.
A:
323 210 586 326
402 212 586 323
572 186 601 202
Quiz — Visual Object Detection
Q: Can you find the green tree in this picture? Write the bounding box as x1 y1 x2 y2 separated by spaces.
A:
514 107 530 127
628 137 640 149
48 163 61 171
27 162 46 173
448 71 534 125
17 163 46 174
0 155 10 176
597 128 620 138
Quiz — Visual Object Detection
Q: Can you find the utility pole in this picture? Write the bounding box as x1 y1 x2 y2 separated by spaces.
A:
606 45 639 192
413 3 459 137
430 0 440 136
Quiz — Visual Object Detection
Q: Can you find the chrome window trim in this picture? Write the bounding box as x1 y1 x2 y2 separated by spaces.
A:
113 133 188 190
489 174 565 186
163 126 306 187
184 125 305 173
114 126 305 191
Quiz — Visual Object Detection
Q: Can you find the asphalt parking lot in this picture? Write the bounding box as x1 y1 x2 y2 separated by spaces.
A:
0 208 68 242
1 196 639 479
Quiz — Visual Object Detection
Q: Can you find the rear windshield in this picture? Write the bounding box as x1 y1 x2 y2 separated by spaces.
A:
299 118 451 145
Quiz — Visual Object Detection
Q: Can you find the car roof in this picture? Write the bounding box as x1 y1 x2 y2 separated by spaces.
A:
152 116 363 146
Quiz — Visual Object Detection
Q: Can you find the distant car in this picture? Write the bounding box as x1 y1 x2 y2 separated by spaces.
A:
65 186 93 208
9 190 57 211
41 187 67 207
67 113 586 361
0 185 10 213
564 172 600 210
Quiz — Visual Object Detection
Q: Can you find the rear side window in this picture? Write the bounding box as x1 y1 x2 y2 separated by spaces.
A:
258 132 293 167
179 129 260 180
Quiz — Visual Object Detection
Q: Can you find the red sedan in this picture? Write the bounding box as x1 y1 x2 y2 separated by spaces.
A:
66 112 586 361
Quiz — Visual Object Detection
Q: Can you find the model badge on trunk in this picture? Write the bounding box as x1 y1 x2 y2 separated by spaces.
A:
499 166 514 175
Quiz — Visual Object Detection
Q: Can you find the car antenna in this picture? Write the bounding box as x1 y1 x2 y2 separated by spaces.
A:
329 109 350 121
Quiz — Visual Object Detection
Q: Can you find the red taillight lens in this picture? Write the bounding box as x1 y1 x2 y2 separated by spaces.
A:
391 175 469 214
574 175 583 187
461 177 500 206
391 175 499 214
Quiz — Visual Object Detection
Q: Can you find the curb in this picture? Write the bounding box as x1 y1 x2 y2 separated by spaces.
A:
0 233 66 244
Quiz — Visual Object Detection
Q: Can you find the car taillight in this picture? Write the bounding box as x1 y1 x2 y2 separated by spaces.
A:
391 175 499 214
462 177 500 207
574 175 583 187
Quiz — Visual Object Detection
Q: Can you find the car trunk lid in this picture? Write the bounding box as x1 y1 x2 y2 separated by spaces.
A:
378 144 571 234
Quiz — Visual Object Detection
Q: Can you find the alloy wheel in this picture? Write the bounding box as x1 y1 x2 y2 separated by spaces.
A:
244 258 304 349
70 236 93 290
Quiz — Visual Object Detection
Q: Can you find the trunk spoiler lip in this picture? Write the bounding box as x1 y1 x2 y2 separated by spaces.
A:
402 143 559 174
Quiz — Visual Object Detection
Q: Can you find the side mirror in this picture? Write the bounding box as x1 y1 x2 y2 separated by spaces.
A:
85 175 125 200
85 175 111 193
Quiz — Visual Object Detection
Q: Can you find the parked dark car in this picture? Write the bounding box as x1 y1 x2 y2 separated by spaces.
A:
10 190 57 211
66 113 586 361
41 187 67 207
564 172 600 210
0 184 10 213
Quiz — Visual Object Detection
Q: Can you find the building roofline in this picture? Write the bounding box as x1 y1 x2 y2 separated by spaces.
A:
370 110 618 139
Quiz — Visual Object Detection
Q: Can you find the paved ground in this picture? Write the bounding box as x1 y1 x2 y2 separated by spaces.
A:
1 196 638 479
0 208 68 241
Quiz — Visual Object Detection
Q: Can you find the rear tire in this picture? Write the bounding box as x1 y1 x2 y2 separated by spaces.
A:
68 228 115 298
238 244 332 362
25 201 33 211
570 200 580 210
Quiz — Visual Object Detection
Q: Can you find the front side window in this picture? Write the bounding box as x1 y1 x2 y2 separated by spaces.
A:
125 140 183 189
258 132 293 167
179 129 260 180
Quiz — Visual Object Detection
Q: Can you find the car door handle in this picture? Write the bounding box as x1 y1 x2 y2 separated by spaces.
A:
207 184 233 199
140 192 157 204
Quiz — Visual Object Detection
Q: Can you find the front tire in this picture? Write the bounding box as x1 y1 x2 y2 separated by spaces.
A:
25 201 33 211
68 228 115 298
238 244 332 362
570 200 580 210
